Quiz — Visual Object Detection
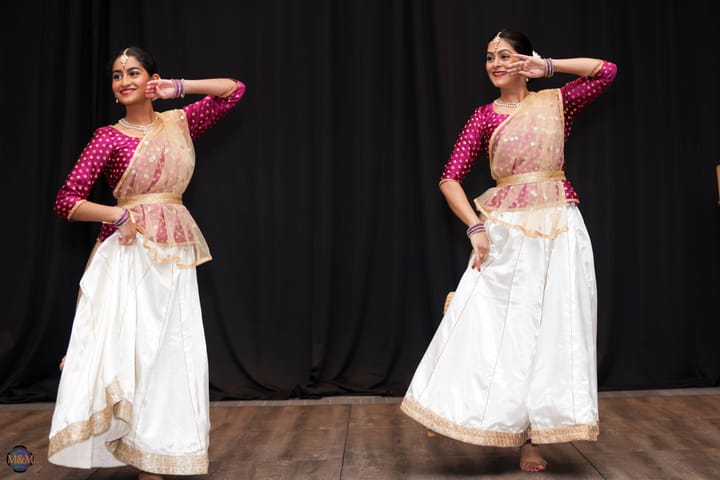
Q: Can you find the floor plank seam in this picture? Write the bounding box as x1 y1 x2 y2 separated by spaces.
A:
338 404 352 479
571 441 607 479
84 467 102 479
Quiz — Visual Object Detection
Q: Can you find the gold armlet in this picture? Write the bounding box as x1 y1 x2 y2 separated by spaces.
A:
218 81 239 99
438 178 459 188
589 61 604 77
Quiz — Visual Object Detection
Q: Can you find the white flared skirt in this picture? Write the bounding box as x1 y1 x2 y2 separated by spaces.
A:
48 232 210 475
401 204 599 447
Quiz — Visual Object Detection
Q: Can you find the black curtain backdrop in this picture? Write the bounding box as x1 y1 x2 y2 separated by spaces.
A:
2 0 718 402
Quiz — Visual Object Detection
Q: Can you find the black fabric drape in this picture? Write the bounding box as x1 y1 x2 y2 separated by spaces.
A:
2 0 718 402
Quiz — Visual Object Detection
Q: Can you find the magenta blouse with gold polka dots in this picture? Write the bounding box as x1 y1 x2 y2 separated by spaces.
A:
440 61 617 202
54 81 246 242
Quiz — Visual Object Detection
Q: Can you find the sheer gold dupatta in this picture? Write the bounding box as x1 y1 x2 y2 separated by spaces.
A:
474 89 572 239
113 110 211 267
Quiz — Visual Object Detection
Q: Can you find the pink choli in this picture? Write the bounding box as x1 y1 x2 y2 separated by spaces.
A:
54 81 246 266
440 61 617 237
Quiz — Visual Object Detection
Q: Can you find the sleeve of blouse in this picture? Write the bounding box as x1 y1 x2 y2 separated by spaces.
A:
561 61 617 138
182 80 246 140
54 128 115 220
440 107 484 184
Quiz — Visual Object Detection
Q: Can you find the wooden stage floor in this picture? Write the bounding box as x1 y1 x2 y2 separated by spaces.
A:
2 388 719 479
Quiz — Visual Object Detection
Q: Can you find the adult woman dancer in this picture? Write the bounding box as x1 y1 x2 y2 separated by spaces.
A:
49 46 245 479
401 30 616 472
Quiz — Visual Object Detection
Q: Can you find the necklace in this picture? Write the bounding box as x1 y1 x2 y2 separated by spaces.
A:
118 115 158 135
493 98 522 108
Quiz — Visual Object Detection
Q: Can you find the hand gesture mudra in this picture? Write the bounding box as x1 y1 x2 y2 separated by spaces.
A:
507 54 548 79
145 79 179 100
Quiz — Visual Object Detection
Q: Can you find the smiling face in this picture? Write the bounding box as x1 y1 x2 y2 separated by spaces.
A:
485 38 523 89
111 54 154 105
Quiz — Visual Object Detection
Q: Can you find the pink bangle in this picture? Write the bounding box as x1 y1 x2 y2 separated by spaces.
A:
466 222 486 237
113 208 131 227
173 78 185 98
545 58 554 78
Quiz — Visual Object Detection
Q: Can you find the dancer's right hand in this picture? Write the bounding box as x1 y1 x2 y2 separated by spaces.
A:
469 231 490 270
118 221 141 246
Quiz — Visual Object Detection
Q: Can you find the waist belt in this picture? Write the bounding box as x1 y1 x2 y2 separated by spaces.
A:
495 170 566 187
117 193 183 207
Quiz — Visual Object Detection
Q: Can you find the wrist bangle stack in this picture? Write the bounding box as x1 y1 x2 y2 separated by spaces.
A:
544 58 554 78
466 222 486 237
173 78 185 98
114 208 131 228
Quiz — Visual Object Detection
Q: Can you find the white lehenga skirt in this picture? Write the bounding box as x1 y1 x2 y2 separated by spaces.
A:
401 204 599 447
48 232 210 475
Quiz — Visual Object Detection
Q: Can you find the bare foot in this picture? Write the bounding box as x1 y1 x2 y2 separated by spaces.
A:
59 356 66 371
519 441 547 472
138 472 163 480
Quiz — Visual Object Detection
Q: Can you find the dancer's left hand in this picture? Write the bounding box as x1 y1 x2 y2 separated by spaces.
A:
145 79 177 100
507 54 547 79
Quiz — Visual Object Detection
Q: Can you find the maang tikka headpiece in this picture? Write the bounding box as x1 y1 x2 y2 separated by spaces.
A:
493 32 502 52
119 48 129 71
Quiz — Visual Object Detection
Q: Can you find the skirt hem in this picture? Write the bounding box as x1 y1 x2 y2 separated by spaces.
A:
400 397 599 447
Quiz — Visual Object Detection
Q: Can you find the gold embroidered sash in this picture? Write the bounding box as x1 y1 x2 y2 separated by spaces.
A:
474 90 574 239
117 193 183 207
495 170 566 188
113 111 211 267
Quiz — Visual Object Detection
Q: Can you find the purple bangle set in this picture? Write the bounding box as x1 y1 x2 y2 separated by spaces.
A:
114 208 131 228
544 58 554 78
172 78 185 98
466 222 486 237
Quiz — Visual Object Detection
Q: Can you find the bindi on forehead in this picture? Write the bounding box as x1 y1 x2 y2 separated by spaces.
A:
115 48 146 73
487 36 516 56
489 48 514 55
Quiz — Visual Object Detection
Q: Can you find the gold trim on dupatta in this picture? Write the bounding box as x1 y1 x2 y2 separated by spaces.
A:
112 115 165 199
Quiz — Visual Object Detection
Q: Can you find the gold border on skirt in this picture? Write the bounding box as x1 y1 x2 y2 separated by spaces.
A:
400 397 598 447
48 378 208 475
